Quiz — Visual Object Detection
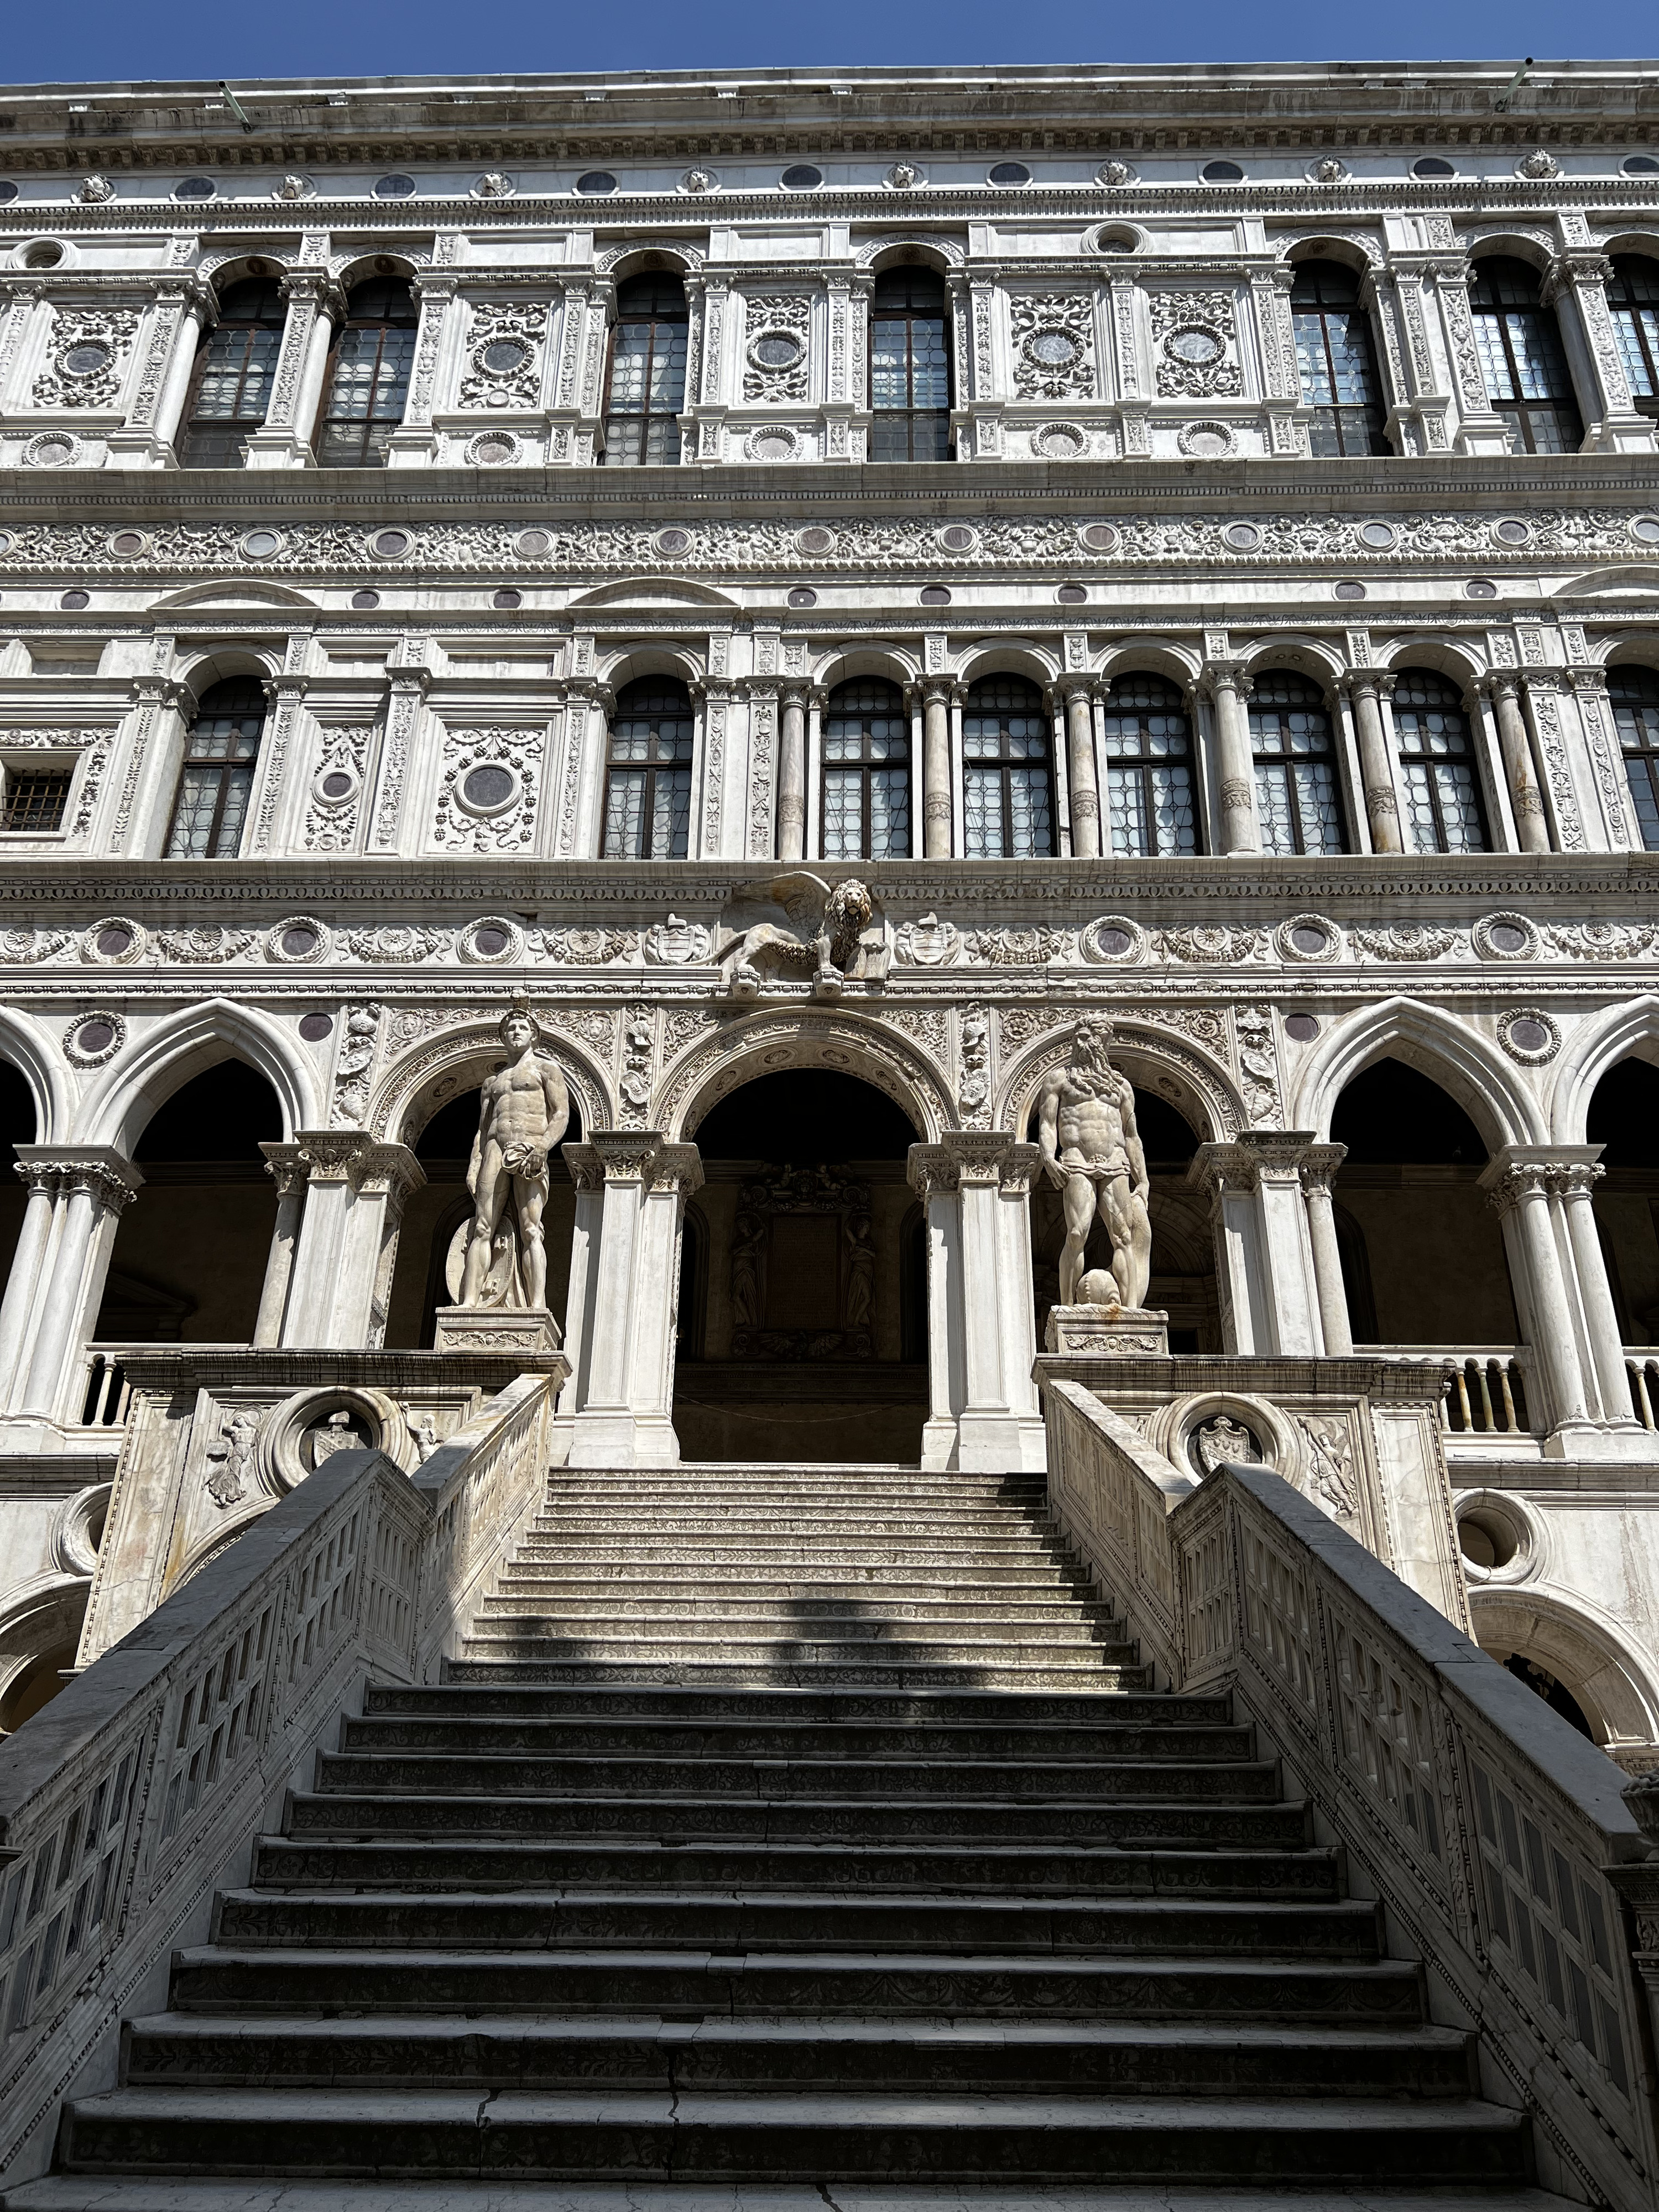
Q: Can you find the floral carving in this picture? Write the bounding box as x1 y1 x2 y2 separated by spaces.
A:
1157 926 1266 964
152 927 258 963
1150 290 1241 399
33 307 139 409
1546 921 1658 959
331 1005 382 1127
743 294 812 401
458 302 549 410
1010 293 1097 400
303 726 372 853
1350 924 1465 961
532 926 643 964
1234 1004 1281 1125
431 728 542 853
965 926 1070 966
958 1005 992 1125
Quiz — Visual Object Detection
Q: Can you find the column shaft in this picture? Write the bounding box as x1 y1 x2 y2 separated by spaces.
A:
1207 667 1259 855
1348 676 1404 855
776 687 807 860
1490 676 1550 853
922 682 953 858
1063 685 1101 858
1301 1153 1354 1355
0 1170 59 1412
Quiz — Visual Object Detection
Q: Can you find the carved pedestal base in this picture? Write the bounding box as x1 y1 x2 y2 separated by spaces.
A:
1044 1304 1170 1355
432 1306 562 1354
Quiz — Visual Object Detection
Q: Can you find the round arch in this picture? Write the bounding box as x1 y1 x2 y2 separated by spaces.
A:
1096 640 1201 690
812 645 919 692
959 643 1060 691
595 239 706 279
1371 635 1488 692
1547 995 1659 1142
79 999 322 1153
0 1572 92 1735
1276 233 1381 273
855 236 965 272
1470 1584 1659 1754
1288 997 1545 1150
173 645 283 708
330 251 422 292
1464 232 1555 276
656 1008 952 1146
597 644 706 693
369 1018 612 1151
1238 635 1346 697
1597 628 1659 672
0 1007 73 1147
997 1016 1245 1149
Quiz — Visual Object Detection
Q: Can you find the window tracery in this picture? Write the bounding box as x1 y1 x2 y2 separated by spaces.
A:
166 678 268 859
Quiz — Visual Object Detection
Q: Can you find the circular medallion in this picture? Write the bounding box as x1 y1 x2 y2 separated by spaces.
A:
369 529 410 560
481 336 530 375
788 587 817 608
298 1012 333 1042
242 529 283 559
460 764 517 813
65 1013 125 1067
1498 1009 1559 1063
1026 327 1081 369
1165 327 1224 366
1284 1013 1320 1042
351 588 380 609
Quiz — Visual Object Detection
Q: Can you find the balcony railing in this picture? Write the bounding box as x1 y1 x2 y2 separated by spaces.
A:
1355 1345 1534 1437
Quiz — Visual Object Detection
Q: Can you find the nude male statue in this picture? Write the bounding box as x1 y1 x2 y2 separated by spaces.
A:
460 1004 570 1311
1036 1021 1152 1311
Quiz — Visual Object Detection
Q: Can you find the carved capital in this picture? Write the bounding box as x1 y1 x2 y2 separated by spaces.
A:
940 1130 1040 1193
14 1145 143 1214
259 1140 310 1198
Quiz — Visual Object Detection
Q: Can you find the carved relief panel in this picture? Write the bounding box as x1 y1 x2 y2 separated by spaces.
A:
742 294 813 402
457 300 551 410
429 724 545 853
1009 292 1098 400
31 305 141 410
1148 290 1243 400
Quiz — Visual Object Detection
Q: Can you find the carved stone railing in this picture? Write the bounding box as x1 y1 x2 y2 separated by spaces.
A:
0 1369 557 2188
1357 1344 1536 1437
1626 1350 1659 1432
1045 1376 1659 2212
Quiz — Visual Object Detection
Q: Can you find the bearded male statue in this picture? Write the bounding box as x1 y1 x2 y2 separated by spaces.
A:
1036 1020 1152 1311
457 1003 570 1310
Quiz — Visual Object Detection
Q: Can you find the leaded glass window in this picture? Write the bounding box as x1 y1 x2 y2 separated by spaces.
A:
1609 256 1659 420
603 273 688 466
1393 668 1489 853
1290 259 1389 456
1249 671 1348 855
1099 673 1199 856
1468 257 1584 455
179 277 285 467
821 679 910 859
603 677 693 859
870 265 951 462
963 676 1053 857
166 677 267 858
1611 665 1659 851
315 276 418 468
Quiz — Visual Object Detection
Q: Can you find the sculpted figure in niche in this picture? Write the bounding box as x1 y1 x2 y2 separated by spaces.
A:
1036 1020 1152 1310
459 1003 571 1310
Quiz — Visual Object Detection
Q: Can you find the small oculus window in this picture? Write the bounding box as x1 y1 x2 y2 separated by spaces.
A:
1624 155 1659 176
988 161 1032 186
1201 160 1244 182
781 163 823 191
1412 156 1456 177
373 174 416 199
0 182 17 204
576 171 617 195
175 176 216 200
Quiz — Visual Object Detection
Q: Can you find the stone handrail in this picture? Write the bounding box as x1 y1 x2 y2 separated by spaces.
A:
0 1370 558 2186
1353 1344 1535 1436
1045 1376 1659 2212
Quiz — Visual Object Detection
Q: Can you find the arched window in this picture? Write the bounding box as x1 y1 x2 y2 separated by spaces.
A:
1289 259 1389 456
963 676 1053 857
603 677 694 859
315 275 418 467
822 679 910 859
603 272 688 465
1468 256 1583 454
1392 668 1489 853
165 677 267 858
870 265 951 461
1610 664 1659 849
1099 673 1199 856
179 276 285 467
1249 671 1347 855
1609 255 1659 420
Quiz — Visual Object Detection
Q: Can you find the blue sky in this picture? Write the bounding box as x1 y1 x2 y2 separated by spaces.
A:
2 3 1655 88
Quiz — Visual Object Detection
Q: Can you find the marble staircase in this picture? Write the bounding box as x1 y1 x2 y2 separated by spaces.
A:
21 1462 1568 2205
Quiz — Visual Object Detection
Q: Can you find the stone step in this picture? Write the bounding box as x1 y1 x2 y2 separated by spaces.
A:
518 1517 1071 1540
285 1790 1307 1848
372 1683 1227 1724
249 1836 1341 1900
312 1751 1279 1802
440 1658 1154 1691
166 1946 1427 2022
337 1716 1254 1761
472 1606 1129 1643
453 1635 1142 1669
535 1484 1054 1509
120 2012 1472 2098
211 1890 1379 1960
486 1590 1118 1626
495 1564 1100 1592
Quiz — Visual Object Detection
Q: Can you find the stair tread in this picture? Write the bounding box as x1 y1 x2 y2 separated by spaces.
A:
4 2185 1584 2212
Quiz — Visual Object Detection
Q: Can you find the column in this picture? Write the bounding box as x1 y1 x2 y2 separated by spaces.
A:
1428 260 1514 455
253 1142 307 1348
1545 251 1657 454
909 1134 1046 1474
244 273 341 468
1486 673 1550 853
0 1161 65 1413
8 1150 142 1430
1556 1150 1647 1435
1479 1149 1598 1454
1299 1142 1353 1355
561 1134 702 1468
107 282 212 468
777 684 808 861
908 1146 965 1472
921 680 954 858
388 272 456 465
1061 680 1102 858
1368 267 1453 455
1202 662 1259 855
1344 672 1404 854
279 1133 421 1348
150 291 212 461
1187 1138 1324 1357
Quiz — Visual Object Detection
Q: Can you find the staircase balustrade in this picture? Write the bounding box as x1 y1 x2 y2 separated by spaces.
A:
1044 1374 1659 2212
1355 1344 1536 1437
0 1370 557 2188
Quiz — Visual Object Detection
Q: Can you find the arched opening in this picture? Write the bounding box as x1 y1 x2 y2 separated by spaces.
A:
870 263 951 461
315 273 417 468
1587 1055 1659 1347
1331 1057 1517 1346
602 270 688 465
1288 258 1389 455
1100 673 1200 856
1608 253 1659 421
164 676 269 859
602 676 694 860
179 273 286 467
1609 664 1659 850
675 1068 924 1464
1392 668 1489 854
1501 1651 1595 1740
1026 1086 1217 1352
0 1058 37 1323
384 1083 586 1348
1468 255 1584 453
963 676 1054 857
96 1061 283 1343
1248 670 1348 855
822 678 911 859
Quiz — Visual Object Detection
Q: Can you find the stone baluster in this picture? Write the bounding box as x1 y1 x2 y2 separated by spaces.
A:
561 1135 703 1467
1485 672 1550 853
907 1134 1046 1474
1059 679 1102 858
1343 672 1404 854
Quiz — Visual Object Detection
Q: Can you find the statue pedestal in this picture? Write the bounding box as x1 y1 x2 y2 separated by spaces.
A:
433 1306 562 1354
1044 1304 1169 1355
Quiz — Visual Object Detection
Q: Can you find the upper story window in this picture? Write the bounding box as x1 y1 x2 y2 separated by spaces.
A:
1100 673 1198 857
870 264 951 461
1290 260 1389 456
1249 671 1347 855
822 679 910 859
315 274 418 467
603 272 688 465
166 676 267 858
963 676 1053 858
1611 664 1659 850
1392 668 1489 854
1609 255 1659 420
179 276 285 467
1 765 72 833
1469 257 1584 455
603 677 693 859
